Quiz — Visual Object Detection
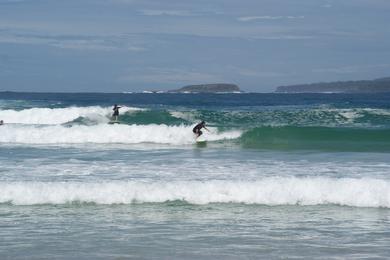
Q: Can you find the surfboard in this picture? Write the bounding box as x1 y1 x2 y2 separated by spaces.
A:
196 139 207 147
196 136 207 143
108 121 121 124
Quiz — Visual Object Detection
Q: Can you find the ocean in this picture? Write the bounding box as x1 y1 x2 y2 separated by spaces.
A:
1 92 390 259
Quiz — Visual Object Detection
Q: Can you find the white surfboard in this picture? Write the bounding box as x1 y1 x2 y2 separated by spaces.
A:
196 136 207 143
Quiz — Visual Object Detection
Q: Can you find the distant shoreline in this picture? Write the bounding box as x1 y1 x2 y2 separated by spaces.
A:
2 76 390 94
275 77 390 93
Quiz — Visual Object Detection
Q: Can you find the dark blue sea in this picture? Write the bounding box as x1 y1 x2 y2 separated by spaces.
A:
1 92 390 259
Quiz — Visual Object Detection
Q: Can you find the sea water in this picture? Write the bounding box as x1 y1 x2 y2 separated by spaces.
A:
1 92 390 259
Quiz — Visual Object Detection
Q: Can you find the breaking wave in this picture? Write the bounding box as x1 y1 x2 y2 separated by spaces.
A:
0 124 241 144
0 106 142 124
1 105 390 151
1 177 390 207
2 106 390 127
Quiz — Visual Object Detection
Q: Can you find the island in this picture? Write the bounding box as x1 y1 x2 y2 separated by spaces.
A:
169 83 241 93
275 77 390 93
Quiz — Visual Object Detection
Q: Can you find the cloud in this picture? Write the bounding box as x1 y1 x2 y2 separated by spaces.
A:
139 9 194 17
253 35 313 40
0 0 27 3
0 32 145 52
49 40 118 51
238 16 304 22
237 68 288 78
0 53 12 75
118 67 223 84
312 64 390 74
108 0 135 4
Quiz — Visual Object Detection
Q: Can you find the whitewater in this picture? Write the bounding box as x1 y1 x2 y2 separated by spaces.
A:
2 178 390 207
2 104 390 148
1 92 390 259
0 124 241 144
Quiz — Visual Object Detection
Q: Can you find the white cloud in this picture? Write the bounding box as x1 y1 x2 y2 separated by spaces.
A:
126 46 146 52
118 68 223 84
239 16 283 21
312 64 390 74
313 66 357 74
237 68 287 78
51 40 119 51
238 16 304 22
109 0 135 4
139 9 194 17
0 32 145 52
0 0 27 3
252 35 313 40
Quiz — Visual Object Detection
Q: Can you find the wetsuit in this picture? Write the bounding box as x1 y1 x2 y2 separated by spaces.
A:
113 106 121 117
112 105 121 122
193 122 205 136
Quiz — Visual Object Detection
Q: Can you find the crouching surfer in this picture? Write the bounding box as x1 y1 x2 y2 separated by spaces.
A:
112 104 121 122
193 121 209 138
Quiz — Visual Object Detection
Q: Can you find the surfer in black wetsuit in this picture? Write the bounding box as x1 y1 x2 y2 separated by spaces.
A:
193 121 209 137
112 104 121 121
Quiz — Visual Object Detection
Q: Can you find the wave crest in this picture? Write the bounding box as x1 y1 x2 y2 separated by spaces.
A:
1 178 389 207
0 106 142 124
0 124 241 144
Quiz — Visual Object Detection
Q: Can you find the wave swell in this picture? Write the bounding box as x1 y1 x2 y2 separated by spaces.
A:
240 126 390 151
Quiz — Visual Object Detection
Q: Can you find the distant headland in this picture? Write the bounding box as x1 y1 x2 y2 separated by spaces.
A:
169 83 241 93
275 77 390 93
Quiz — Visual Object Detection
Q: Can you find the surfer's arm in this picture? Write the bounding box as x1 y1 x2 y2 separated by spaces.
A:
204 126 210 131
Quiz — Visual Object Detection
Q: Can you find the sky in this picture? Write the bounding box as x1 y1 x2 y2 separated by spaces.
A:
0 0 390 92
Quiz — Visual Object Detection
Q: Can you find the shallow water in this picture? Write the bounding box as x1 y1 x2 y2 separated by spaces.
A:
1 204 390 259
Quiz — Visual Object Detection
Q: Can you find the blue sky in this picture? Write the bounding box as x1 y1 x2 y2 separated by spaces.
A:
0 0 390 92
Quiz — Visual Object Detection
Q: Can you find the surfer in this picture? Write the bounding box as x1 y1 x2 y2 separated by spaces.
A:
193 121 209 138
0 120 3 125
112 104 121 121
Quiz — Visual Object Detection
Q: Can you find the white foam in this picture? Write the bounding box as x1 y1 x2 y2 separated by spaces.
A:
362 108 390 116
312 108 362 124
0 106 142 124
318 108 390 124
1 177 389 207
0 124 241 144
338 111 362 121
169 111 197 122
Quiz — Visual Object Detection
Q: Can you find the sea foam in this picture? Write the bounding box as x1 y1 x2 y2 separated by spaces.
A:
1 177 389 207
0 106 141 124
0 124 241 144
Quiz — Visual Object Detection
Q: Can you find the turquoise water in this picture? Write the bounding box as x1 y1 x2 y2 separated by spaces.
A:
1 93 390 259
